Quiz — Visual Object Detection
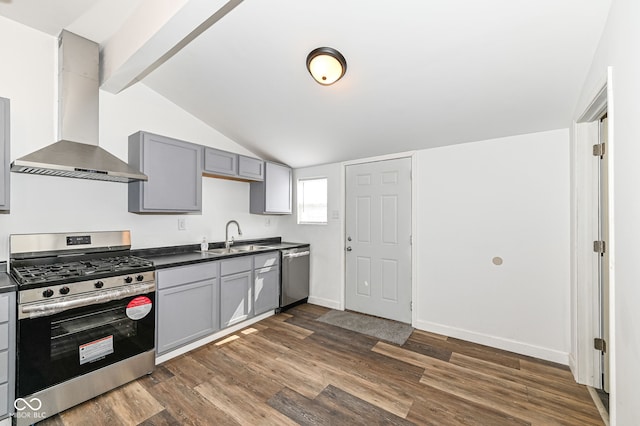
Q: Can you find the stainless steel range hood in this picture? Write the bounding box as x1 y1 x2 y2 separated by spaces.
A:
11 31 147 183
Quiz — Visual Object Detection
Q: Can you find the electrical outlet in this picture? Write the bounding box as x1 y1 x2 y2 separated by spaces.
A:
178 218 186 230
265 218 271 227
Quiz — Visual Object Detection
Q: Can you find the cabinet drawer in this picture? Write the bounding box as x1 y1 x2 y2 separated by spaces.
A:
0 295 8 323
221 257 252 276
158 262 218 290
254 252 279 269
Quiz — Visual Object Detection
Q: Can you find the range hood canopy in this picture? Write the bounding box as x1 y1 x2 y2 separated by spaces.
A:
11 30 147 183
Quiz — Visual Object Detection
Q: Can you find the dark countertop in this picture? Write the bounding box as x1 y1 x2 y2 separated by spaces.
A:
133 238 309 270
0 263 17 293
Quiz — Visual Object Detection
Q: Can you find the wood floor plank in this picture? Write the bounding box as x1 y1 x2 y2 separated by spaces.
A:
315 384 415 425
137 409 181 426
38 304 602 426
143 376 240 425
404 335 521 369
450 352 595 408
261 316 315 339
268 386 339 425
190 344 284 400
195 376 298 425
407 382 531 426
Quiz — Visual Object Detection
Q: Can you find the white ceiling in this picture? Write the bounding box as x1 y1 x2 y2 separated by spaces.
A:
0 0 612 168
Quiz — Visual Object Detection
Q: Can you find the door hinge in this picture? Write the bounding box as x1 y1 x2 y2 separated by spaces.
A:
593 240 606 254
409 235 412 245
410 301 413 311
593 143 606 157
594 337 607 353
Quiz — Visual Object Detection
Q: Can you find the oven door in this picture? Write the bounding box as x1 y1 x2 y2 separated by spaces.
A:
17 291 155 397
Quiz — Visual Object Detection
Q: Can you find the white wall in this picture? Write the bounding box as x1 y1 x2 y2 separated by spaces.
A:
575 0 640 423
281 129 571 363
276 163 343 309
415 129 570 363
0 17 282 262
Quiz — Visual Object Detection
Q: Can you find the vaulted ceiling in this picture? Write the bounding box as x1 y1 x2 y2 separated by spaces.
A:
0 0 612 168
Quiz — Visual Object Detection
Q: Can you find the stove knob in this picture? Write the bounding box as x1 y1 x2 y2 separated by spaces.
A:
42 289 54 298
136 275 145 282
95 281 104 289
124 276 133 284
59 286 70 295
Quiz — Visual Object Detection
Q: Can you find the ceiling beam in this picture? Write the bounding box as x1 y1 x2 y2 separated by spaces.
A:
100 0 243 94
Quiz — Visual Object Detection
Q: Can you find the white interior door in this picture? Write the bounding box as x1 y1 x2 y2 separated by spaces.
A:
345 158 412 323
598 116 610 393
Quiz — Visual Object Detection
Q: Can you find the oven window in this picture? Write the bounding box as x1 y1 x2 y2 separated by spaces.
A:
51 306 138 361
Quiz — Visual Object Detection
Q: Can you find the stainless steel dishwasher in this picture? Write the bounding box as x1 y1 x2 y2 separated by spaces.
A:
280 245 310 310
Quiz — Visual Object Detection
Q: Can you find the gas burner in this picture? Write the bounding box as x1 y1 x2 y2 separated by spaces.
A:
11 255 154 287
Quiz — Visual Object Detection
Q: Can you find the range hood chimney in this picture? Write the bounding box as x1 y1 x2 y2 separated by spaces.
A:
11 30 147 183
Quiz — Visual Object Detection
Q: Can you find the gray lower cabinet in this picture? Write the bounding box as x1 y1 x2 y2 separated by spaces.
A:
156 262 219 354
254 266 279 315
128 131 202 213
254 251 280 315
0 292 15 421
0 97 9 212
250 161 292 214
220 270 252 328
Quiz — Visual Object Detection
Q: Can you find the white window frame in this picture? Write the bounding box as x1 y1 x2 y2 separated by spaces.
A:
297 177 328 225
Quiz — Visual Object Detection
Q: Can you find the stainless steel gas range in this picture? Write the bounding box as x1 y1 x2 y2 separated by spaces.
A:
10 231 156 425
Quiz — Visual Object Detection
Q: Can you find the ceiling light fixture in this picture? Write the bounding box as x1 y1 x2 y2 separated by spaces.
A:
306 47 347 86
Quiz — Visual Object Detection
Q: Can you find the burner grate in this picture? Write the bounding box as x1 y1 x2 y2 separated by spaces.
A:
12 255 154 285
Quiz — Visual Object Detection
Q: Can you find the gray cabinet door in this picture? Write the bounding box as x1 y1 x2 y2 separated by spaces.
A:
220 271 252 328
238 155 264 181
128 131 202 213
0 97 9 212
254 266 279 315
249 161 292 214
203 147 237 176
157 278 219 354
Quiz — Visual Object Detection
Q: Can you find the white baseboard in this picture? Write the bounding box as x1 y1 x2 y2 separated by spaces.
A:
568 352 579 380
307 296 341 310
156 310 274 364
414 319 569 365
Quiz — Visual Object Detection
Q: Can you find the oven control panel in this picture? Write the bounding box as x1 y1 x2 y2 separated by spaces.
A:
18 270 156 304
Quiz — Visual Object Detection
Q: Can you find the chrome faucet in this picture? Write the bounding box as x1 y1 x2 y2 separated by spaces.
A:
225 220 243 249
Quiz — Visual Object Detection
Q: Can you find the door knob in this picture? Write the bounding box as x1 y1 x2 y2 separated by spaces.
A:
346 246 352 251
347 236 352 241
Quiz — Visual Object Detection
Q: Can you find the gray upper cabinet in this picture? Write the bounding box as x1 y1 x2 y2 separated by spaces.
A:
203 147 237 177
250 161 292 215
128 131 202 213
238 155 264 181
203 147 264 182
0 97 9 212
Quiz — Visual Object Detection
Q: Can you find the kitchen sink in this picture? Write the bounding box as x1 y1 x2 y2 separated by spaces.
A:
202 245 275 255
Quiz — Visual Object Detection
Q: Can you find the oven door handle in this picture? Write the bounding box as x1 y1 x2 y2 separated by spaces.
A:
19 282 156 319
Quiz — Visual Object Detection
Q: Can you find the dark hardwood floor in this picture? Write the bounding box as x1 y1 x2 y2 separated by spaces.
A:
40 304 603 425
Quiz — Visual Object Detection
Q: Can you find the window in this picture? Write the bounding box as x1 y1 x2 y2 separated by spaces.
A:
297 177 328 224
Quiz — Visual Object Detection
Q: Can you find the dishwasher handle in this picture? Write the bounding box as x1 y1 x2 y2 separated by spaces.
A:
282 250 310 259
